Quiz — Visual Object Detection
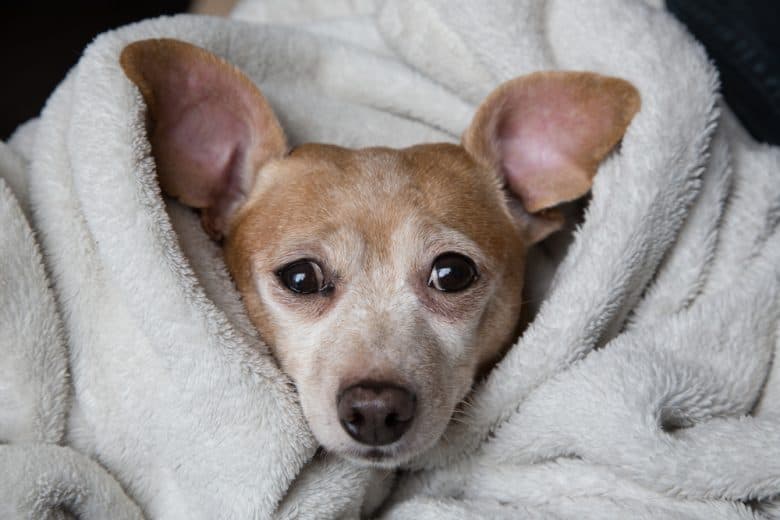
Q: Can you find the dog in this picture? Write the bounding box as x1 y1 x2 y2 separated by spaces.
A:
120 38 639 468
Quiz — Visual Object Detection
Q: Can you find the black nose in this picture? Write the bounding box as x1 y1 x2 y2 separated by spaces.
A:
337 382 416 446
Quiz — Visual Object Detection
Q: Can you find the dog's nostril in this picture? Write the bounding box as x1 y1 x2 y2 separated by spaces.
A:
343 408 364 438
337 382 416 446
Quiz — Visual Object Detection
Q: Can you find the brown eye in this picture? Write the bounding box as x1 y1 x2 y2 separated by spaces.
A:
428 253 477 293
278 260 326 294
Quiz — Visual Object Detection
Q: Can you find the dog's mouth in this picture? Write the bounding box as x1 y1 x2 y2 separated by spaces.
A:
337 443 412 468
329 414 450 468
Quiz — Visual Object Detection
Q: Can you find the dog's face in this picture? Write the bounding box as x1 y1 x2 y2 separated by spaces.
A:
121 39 639 466
226 143 528 464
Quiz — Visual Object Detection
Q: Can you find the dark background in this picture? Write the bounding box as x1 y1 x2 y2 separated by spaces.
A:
1 1 189 139
666 0 779 144
1 1 778 143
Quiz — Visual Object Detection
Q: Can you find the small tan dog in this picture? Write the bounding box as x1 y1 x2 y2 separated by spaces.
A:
121 39 639 467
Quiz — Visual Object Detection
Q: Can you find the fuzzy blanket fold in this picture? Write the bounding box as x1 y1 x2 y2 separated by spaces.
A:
1 0 779 518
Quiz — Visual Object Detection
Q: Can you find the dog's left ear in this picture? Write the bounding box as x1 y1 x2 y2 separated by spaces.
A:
463 71 640 243
120 38 288 239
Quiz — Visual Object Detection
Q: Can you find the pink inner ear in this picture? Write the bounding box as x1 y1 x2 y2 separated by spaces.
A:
466 72 640 214
155 95 250 209
147 54 261 210
498 85 623 212
121 39 288 238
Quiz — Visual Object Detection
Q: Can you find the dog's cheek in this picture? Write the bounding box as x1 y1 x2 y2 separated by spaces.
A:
296 348 365 452
474 276 525 372
410 322 481 447
424 312 482 378
396 334 466 446
277 318 347 436
276 318 325 384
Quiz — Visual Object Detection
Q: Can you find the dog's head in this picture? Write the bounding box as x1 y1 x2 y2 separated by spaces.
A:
121 39 639 466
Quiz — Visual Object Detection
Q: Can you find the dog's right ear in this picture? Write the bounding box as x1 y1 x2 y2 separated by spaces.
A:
120 38 287 239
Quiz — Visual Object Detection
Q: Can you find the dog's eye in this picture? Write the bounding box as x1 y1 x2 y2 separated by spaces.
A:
428 253 477 293
278 260 326 294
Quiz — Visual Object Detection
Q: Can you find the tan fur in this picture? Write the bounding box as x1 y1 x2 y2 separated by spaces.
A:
227 144 525 360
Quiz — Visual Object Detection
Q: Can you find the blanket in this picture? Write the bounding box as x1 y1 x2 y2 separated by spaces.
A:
1 0 779 518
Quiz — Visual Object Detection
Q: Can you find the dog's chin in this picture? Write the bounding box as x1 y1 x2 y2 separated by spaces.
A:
331 443 418 469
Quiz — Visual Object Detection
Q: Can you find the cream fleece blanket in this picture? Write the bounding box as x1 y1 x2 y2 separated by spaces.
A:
1 0 779 518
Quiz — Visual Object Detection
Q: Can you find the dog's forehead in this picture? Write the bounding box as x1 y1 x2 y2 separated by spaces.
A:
237 142 518 259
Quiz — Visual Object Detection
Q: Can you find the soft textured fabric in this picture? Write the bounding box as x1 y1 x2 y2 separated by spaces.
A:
1 1 778 518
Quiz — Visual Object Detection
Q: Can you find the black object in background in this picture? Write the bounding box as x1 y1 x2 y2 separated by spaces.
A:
1 2 778 144
667 0 780 145
0 1 189 139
